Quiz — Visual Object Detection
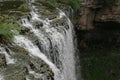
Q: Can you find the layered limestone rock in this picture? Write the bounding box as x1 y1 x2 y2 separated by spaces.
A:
95 0 120 22
76 0 96 30
77 0 120 30
75 0 120 51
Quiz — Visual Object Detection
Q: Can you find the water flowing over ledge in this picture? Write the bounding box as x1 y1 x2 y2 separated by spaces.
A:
15 0 76 80
0 0 76 80
0 47 15 65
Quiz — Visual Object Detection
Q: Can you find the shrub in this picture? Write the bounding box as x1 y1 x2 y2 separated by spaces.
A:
0 22 20 43
18 3 28 11
67 0 80 17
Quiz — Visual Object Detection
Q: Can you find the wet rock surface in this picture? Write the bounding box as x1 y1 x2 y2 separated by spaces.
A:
0 45 54 80
76 0 120 30
74 0 120 51
0 54 6 72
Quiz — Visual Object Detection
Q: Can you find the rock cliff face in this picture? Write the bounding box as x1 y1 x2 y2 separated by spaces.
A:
75 0 120 51
75 1 120 80
76 0 120 30
95 0 120 23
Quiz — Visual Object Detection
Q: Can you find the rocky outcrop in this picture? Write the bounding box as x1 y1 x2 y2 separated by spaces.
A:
95 0 120 22
75 0 96 30
75 1 120 80
0 30 54 79
75 0 120 51
0 1 55 80
76 0 120 30
0 45 54 80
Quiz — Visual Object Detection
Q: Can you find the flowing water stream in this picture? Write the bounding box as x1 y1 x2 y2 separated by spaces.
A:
0 0 76 80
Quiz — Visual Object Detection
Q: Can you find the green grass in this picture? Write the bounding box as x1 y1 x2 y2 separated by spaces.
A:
0 22 21 43
0 0 28 44
81 48 120 80
18 3 28 11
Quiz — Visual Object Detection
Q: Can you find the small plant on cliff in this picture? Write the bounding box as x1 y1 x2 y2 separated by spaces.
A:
67 0 80 17
0 22 20 43
50 0 57 6
18 3 28 11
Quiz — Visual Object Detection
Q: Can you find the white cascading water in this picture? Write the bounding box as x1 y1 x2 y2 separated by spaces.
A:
0 47 15 80
14 0 76 80
14 35 61 80
0 74 4 80
0 47 15 64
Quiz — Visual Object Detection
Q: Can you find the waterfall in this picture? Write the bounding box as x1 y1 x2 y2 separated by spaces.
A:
14 35 61 80
14 0 76 80
0 74 4 80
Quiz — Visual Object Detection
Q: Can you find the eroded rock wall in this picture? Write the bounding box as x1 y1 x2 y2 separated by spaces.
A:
75 0 120 51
